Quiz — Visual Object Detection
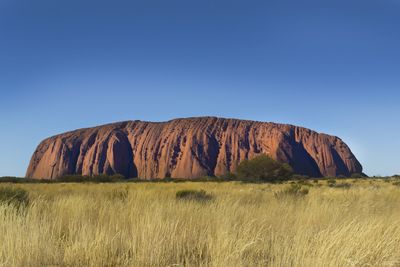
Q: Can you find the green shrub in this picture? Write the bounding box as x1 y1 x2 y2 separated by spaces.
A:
218 172 237 181
0 187 29 207
57 174 125 183
274 184 309 199
192 176 226 182
0 177 54 184
292 174 310 180
351 173 365 178
236 155 293 182
392 181 400 187
176 190 213 202
327 179 337 187
0 177 24 183
297 180 314 187
163 177 174 182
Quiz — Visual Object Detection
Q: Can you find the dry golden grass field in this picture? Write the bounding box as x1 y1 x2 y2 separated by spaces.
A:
1 179 400 267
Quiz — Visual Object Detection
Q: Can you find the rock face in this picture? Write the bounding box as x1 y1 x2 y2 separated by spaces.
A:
26 117 362 179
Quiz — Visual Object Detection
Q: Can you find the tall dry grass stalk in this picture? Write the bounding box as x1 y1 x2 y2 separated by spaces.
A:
1 180 400 266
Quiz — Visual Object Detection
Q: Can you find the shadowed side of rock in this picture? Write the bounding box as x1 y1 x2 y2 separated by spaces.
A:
26 117 363 179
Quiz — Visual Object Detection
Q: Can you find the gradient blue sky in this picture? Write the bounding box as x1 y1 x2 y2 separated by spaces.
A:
1 0 399 177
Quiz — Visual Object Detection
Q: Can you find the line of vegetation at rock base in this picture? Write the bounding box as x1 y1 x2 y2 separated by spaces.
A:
1 155 397 184
0 174 396 184
2 174 398 184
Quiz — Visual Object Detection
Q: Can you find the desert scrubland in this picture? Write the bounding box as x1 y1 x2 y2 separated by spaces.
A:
1 179 400 267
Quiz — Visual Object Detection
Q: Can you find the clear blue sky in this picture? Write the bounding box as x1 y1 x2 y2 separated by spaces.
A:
1 0 399 177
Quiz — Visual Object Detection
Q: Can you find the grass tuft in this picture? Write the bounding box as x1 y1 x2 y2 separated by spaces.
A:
176 189 213 202
274 184 309 199
0 187 29 207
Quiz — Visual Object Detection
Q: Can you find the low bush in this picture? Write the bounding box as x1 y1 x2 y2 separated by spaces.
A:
176 189 213 202
291 175 311 180
191 176 228 182
0 177 24 183
57 174 125 183
236 155 293 182
0 177 54 183
0 187 29 207
219 172 237 180
297 180 314 187
351 173 366 178
327 179 337 187
274 184 309 199
392 181 400 187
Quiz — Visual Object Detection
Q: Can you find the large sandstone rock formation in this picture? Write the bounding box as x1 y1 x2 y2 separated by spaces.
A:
26 117 362 179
